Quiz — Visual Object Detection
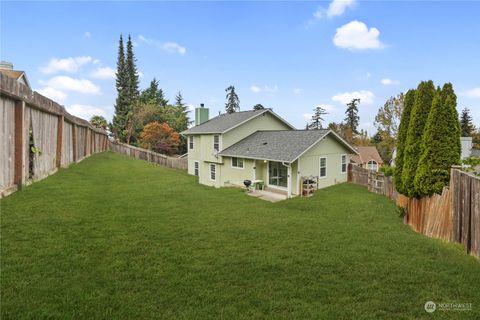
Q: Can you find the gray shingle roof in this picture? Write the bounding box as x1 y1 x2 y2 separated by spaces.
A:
182 109 272 134
219 130 331 163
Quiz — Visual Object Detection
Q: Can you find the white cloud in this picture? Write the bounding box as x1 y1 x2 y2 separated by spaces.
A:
90 67 116 79
313 0 355 19
66 104 108 120
84 32 91 38
162 42 186 55
333 20 384 50
41 76 101 95
381 78 400 85
39 56 93 74
317 104 336 112
250 85 261 93
332 90 375 105
293 88 302 94
466 87 480 98
137 71 144 78
138 35 186 55
264 85 278 93
365 72 371 78
36 87 67 102
302 113 313 121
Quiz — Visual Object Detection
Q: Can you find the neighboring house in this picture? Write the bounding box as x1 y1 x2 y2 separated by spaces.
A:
0 61 31 89
181 106 358 197
350 146 384 171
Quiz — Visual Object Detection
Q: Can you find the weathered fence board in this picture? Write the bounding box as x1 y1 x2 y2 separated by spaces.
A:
0 97 15 194
348 164 479 257
110 141 188 170
30 108 58 180
61 121 74 167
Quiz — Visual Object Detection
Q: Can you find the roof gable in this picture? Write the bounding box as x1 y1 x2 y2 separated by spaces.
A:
181 109 294 135
351 146 384 164
219 129 356 163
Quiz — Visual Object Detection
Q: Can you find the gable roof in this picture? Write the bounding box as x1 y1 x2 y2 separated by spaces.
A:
0 69 31 88
181 108 295 135
219 129 357 163
351 146 384 165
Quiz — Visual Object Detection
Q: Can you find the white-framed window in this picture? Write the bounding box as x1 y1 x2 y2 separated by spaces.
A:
231 157 244 169
194 161 199 176
189 136 194 150
367 160 378 171
319 157 327 178
213 135 220 151
210 163 216 181
341 154 347 173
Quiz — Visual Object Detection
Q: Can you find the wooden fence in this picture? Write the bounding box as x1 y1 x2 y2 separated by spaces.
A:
0 73 109 197
348 164 480 257
110 141 188 170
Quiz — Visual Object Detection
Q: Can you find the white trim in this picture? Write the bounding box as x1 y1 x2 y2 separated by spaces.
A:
189 135 194 150
231 157 244 169
194 161 199 176
341 154 347 174
209 163 216 181
367 160 378 172
266 161 288 190
297 160 301 195
213 134 220 152
319 156 327 179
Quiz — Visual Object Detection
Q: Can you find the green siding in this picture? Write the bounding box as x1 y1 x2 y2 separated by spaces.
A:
298 135 351 189
222 112 292 149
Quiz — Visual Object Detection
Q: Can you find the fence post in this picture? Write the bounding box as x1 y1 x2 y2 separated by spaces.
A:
72 124 77 162
14 100 25 187
56 115 64 168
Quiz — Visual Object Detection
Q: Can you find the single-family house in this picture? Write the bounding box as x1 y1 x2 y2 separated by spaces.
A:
0 61 31 89
181 105 358 197
350 146 384 171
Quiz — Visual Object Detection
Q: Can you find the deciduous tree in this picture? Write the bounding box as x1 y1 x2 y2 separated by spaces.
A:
139 121 180 155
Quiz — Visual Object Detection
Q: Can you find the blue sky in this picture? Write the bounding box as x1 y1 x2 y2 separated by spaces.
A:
2 1 479 132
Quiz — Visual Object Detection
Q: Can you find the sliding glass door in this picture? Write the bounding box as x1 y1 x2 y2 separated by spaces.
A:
268 161 287 188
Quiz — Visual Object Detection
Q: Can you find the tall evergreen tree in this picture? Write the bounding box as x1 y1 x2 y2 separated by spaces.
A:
414 83 461 195
402 80 435 197
460 108 476 136
344 98 360 134
307 105 328 130
112 34 128 141
225 85 240 113
393 89 415 194
139 78 168 106
125 34 139 102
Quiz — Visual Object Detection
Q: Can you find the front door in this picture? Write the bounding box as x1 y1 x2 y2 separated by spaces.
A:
268 161 287 188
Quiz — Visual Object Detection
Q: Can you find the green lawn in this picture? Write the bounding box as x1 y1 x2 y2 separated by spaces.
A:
1 152 479 319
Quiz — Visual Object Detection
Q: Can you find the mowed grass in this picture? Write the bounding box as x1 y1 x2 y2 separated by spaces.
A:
1 152 479 319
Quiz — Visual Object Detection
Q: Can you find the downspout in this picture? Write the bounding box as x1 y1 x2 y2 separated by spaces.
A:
282 162 292 198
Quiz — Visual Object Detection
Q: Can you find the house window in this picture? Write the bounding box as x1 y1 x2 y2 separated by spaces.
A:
319 157 327 178
210 163 216 181
231 157 244 168
341 155 347 173
213 135 220 151
194 161 199 176
367 160 378 171
189 136 194 150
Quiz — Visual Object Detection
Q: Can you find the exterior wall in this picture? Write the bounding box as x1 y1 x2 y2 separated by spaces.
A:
187 111 293 188
220 157 255 187
222 112 292 149
298 135 352 190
